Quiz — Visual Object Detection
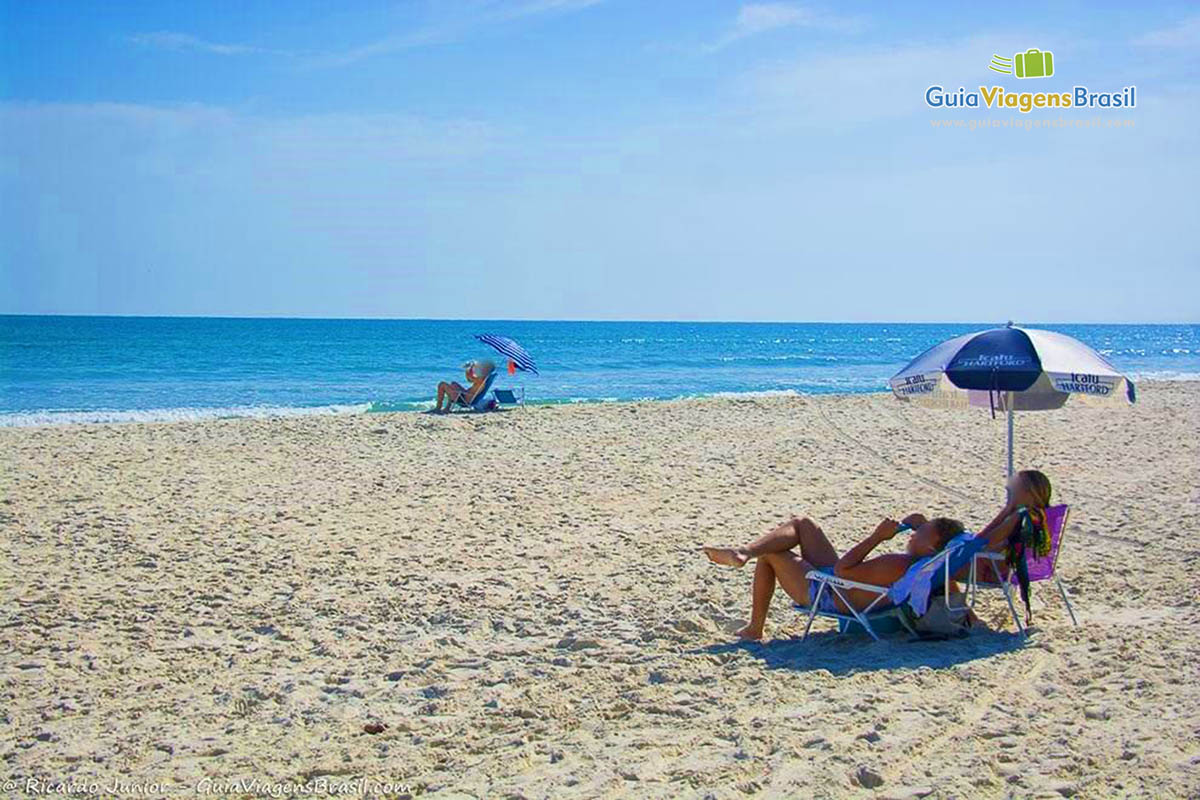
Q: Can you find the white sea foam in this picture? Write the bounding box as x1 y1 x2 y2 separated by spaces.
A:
715 354 837 362
656 389 808 403
0 403 371 428
4 370 1197 428
1129 371 1200 382
702 389 803 400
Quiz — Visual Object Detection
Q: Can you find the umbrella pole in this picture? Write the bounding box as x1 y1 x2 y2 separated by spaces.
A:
1006 396 1015 478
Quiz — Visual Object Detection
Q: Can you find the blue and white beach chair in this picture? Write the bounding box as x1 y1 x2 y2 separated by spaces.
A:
796 533 989 641
492 386 525 409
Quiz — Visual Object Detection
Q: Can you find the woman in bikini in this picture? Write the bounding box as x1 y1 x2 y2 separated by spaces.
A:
702 469 1052 640
971 469 1055 624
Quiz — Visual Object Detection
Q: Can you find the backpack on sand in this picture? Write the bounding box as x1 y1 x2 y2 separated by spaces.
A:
905 592 974 639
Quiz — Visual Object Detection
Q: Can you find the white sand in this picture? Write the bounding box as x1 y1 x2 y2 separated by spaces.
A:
2 382 1198 797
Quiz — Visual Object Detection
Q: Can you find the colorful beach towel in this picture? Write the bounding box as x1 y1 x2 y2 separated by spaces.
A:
1006 504 1060 621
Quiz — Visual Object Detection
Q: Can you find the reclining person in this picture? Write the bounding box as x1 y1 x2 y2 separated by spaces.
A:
702 469 1053 640
434 360 494 413
704 515 964 641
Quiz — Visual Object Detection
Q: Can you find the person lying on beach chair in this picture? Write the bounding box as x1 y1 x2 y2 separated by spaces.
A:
704 514 967 640
702 469 1054 640
434 360 495 413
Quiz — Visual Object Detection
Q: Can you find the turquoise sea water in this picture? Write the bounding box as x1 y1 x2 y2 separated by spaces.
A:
1 316 1196 426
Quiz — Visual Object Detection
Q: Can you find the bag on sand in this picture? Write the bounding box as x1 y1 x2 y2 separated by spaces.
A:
907 592 973 639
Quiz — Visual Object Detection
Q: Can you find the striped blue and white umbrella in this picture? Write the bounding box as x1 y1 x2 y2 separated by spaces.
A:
475 334 539 375
889 323 1135 476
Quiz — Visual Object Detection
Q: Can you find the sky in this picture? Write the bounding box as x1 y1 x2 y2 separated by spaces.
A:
1 1 1198 322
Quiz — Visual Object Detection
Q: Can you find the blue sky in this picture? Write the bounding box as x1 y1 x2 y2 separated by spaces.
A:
2 1 1198 322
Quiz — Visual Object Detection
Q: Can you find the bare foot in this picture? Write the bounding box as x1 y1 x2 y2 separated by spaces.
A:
735 623 763 641
703 546 749 568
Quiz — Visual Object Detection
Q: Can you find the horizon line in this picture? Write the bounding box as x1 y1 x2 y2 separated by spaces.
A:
2 312 1196 326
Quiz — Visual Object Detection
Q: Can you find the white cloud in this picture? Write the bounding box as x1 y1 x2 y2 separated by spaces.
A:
501 0 604 18
706 3 865 52
127 1 603 65
1131 16 1200 48
736 3 817 36
316 0 604 67
128 31 284 56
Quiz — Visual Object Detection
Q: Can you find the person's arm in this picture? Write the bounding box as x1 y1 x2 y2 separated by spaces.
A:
833 519 912 584
979 504 1021 551
977 501 1013 538
463 368 493 403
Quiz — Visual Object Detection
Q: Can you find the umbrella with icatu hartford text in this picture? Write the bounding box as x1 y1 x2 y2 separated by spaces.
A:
889 322 1136 477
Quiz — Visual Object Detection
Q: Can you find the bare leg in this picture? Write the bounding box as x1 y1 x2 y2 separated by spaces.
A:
705 517 838 569
435 381 461 412
435 382 466 412
736 559 777 639
736 550 817 640
704 518 797 568
790 518 839 569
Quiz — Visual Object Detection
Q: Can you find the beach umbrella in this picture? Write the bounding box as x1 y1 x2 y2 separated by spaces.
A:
474 334 539 375
889 323 1135 476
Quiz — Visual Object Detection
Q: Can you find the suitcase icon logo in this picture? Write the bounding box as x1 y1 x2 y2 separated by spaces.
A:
988 48 1055 79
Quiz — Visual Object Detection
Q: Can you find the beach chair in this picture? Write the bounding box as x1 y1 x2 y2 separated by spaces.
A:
968 504 1077 632
796 533 987 641
796 571 917 641
492 387 525 409
452 371 499 412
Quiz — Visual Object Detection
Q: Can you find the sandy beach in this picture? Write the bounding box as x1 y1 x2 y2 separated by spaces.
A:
2 382 1198 798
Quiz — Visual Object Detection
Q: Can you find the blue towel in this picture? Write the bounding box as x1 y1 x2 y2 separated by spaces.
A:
888 534 987 615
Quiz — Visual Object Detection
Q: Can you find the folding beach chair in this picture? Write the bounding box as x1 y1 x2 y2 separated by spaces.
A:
968 504 1077 632
796 571 916 641
492 386 525 409
452 371 499 413
796 533 986 641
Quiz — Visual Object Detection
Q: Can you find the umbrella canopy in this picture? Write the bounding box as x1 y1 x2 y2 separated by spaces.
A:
890 324 1135 411
475 333 539 375
889 324 1135 476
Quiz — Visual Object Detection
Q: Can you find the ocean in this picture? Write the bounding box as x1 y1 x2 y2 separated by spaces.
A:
1 316 1196 426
